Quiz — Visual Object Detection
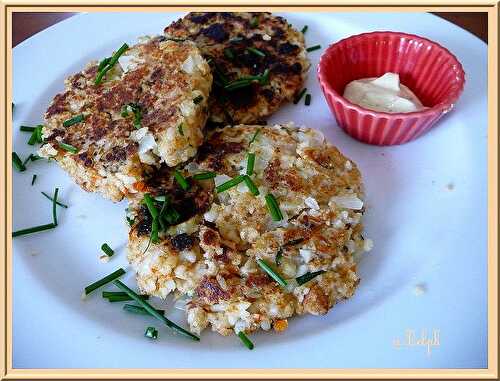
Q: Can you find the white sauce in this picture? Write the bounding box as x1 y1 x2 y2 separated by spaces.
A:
343 73 427 113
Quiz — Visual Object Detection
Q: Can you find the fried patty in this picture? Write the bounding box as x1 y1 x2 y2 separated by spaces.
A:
164 12 310 125
39 37 212 202
127 123 370 336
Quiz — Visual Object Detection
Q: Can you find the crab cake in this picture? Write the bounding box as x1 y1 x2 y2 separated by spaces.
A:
164 12 310 125
126 123 371 336
39 36 212 202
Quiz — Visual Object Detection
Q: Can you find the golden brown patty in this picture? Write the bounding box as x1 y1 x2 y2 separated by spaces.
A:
39 37 212 202
127 123 371 336
164 12 310 125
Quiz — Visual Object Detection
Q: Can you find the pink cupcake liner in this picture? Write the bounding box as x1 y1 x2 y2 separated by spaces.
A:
317 31 465 145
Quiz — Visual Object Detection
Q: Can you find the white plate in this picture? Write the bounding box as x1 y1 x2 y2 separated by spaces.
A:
12 12 487 369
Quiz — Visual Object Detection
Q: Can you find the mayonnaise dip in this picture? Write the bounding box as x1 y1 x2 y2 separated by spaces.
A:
343 72 427 113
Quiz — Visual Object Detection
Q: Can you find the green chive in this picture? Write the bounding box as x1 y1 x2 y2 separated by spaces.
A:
215 175 245 193
101 243 114 257
63 114 84 127
306 45 321 52
103 291 148 301
275 248 283 266
246 47 265 57
249 129 260 146
151 218 159 243
41 191 68 208
107 295 149 303
174 170 190 191
58 142 78 154
113 279 200 341
177 123 184 136
31 174 37 186
84 268 126 296
12 223 56 237
52 187 59 226
97 57 112 72
250 17 258 28
126 216 135 227
246 152 255 176
237 331 254 350
305 93 311 106
224 48 235 60
20 125 36 132
243 175 259 196
257 259 287 287
293 88 307 104
145 326 159 339
265 193 283 221
301 25 308 34
95 43 129 85
123 304 164 316
192 172 216 180
193 95 204 104
143 194 159 219
12 152 26 172
296 270 326 286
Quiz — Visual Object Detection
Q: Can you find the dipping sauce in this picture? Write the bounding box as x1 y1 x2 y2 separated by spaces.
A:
343 72 427 113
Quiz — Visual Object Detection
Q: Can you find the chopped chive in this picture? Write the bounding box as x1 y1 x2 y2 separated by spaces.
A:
63 114 84 127
123 304 164 315
257 259 287 287
216 175 245 193
52 187 59 226
275 248 283 266
301 25 308 34
29 154 42 162
305 93 312 106
151 218 159 243
224 70 270 91
126 216 135 227
243 175 260 196
237 331 254 350
193 95 204 104
145 326 159 339
31 174 37 186
192 172 216 180
95 43 129 85
12 223 57 237
103 291 148 300
177 123 184 136
249 129 260 146
265 193 283 221
250 16 258 28
306 45 321 52
174 170 190 191
12 152 26 172
58 142 79 154
224 80 253 91
143 194 159 219
120 104 130 117
296 270 326 286
41 191 68 208
122 103 142 129
106 295 149 303
246 47 265 57
97 57 112 72
293 88 307 104
113 279 200 341
20 125 36 132
101 243 114 257
246 152 255 176
84 268 126 296
224 48 235 60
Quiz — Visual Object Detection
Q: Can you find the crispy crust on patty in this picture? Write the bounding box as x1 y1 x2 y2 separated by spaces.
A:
164 12 310 125
39 37 212 201
127 123 368 336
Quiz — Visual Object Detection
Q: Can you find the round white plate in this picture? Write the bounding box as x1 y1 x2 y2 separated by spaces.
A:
12 11 487 369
